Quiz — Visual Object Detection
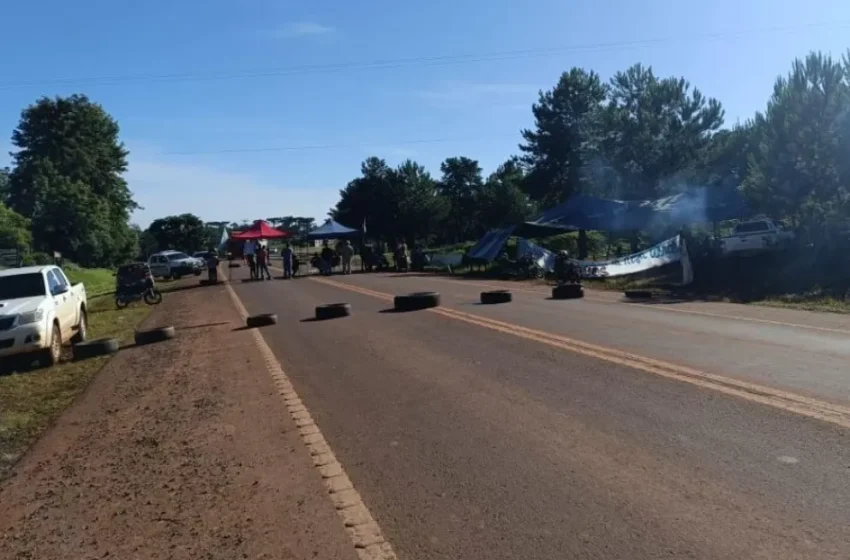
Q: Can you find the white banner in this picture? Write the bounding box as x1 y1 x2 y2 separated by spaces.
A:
518 234 691 282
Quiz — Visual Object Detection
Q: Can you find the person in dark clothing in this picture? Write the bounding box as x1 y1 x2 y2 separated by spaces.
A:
206 249 220 283
256 243 272 280
282 243 294 279
320 243 335 275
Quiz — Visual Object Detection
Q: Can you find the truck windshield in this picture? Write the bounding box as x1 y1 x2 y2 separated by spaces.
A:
0 273 46 300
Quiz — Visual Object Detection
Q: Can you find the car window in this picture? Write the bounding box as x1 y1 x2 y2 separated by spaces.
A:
46 270 62 294
735 221 769 234
168 253 190 261
54 268 70 287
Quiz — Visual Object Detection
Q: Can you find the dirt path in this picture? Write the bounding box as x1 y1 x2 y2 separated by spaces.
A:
0 279 357 560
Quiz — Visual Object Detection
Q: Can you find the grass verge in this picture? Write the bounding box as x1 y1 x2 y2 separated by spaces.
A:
0 295 153 480
63 266 115 297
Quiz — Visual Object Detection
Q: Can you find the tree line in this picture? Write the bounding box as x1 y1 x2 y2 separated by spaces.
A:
332 52 850 260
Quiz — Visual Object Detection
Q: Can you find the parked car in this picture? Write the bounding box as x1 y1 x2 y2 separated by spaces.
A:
148 250 202 279
720 219 795 256
0 265 88 366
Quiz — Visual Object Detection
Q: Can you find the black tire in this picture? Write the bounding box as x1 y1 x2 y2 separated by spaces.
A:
115 295 129 309
480 290 512 304
134 326 176 346
193 270 202 276
394 292 441 311
552 284 584 300
199 279 216 286
624 290 653 299
144 288 163 305
72 337 120 362
71 310 88 344
228 262 241 268
246 313 278 328
315 303 351 320
40 322 62 367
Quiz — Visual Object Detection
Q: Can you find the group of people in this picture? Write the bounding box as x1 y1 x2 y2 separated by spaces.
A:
240 239 299 280
314 240 354 275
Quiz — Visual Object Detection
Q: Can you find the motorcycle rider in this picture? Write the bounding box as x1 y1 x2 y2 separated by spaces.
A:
554 250 581 285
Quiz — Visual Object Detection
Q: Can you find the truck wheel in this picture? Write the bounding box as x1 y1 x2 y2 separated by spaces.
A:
246 313 278 328
72 338 120 361
134 326 176 346
40 323 62 367
552 284 584 300
480 290 512 304
315 303 351 320
394 292 440 311
71 310 88 344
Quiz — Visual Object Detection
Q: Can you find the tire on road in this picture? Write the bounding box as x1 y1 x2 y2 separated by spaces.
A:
315 303 352 320
246 313 278 328
552 284 584 300
228 262 241 268
394 292 441 311
72 337 120 362
624 289 653 299
134 326 176 346
199 279 220 286
480 290 512 304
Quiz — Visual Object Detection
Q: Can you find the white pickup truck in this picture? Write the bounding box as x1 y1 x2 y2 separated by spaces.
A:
720 219 795 256
0 265 88 366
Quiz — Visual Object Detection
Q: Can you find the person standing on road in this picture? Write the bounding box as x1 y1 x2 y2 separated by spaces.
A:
282 243 294 279
320 242 335 276
243 239 257 279
340 240 354 275
256 242 272 280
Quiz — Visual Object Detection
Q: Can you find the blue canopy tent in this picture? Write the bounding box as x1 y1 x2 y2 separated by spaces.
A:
306 219 360 240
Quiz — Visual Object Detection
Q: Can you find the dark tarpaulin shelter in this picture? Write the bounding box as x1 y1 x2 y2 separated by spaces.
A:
466 227 515 262
306 219 360 240
515 186 749 237
465 186 749 262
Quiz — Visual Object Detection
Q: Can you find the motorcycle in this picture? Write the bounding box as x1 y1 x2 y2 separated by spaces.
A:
554 254 582 285
497 254 545 280
115 263 163 309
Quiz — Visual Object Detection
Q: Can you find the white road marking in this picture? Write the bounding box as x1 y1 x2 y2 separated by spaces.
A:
777 456 800 465
224 281 398 560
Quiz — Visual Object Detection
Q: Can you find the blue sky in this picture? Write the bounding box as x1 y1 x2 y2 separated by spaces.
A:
1 0 849 228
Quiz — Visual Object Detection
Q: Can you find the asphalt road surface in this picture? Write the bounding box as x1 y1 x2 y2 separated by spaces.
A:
232 268 850 560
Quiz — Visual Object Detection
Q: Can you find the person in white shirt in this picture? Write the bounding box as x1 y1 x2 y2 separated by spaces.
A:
243 239 257 279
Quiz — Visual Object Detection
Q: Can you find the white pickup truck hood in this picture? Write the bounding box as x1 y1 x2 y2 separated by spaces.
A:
0 296 45 316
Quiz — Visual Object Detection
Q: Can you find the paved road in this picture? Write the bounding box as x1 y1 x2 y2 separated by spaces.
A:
232 269 850 560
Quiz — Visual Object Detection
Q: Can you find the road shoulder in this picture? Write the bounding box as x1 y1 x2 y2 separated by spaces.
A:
0 279 357 560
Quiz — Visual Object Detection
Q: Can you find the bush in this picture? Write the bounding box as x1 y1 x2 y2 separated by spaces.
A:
20 251 54 266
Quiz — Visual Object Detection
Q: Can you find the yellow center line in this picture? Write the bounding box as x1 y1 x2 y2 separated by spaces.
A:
419 276 850 335
310 276 850 430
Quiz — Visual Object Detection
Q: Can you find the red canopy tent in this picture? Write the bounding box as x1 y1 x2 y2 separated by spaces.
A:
229 220 290 240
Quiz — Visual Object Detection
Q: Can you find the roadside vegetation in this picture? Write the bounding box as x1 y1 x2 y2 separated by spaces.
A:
0 294 153 480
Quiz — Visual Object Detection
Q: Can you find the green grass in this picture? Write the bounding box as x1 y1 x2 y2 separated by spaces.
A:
63 266 115 297
0 295 153 480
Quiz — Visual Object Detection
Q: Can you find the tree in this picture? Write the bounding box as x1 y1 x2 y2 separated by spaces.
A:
6 94 138 266
478 157 536 231
600 64 725 200
520 68 608 204
146 214 208 253
437 156 484 243
0 168 9 204
394 160 448 245
334 157 399 243
743 52 850 231
0 203 32 252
